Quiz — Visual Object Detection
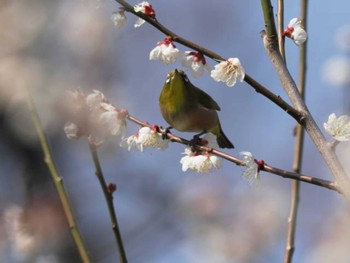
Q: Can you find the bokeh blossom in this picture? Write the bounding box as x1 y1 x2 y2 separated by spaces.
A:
64 89 127 147
111 8 127 27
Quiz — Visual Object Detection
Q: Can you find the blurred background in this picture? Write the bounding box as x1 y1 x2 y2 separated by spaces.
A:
1 0 350 262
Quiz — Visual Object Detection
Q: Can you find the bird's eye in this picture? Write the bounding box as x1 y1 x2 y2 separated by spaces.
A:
183 75 189 83
166 74 170 84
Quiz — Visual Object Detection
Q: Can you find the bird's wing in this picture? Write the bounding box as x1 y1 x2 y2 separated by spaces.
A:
191 84 221 111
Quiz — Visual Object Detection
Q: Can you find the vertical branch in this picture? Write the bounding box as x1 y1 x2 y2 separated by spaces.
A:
284 1 308 262
277 0 286 59
25 89 91 263
283 180 300 263
88 143 128 263
261 0 278 38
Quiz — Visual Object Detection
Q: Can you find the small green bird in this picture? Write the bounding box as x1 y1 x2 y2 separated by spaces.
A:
159 69 234 149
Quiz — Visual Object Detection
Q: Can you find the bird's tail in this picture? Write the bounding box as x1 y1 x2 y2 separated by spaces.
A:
212 123 234 149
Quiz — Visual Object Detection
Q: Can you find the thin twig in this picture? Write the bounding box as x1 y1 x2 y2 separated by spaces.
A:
244 75 303 123
260 0 350 201
114 0 303 124
88 143 128 263
284 1 308 262
25 89 91 263
127 114 339 193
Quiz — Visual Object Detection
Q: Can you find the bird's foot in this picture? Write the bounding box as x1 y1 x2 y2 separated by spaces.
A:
189 136 200 148
189 131 208 148
161 126 172 140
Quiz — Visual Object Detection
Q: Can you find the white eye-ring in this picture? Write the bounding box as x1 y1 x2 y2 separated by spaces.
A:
166 74 171 84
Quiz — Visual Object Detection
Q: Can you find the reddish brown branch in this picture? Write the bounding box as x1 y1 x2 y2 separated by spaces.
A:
127 114 340 193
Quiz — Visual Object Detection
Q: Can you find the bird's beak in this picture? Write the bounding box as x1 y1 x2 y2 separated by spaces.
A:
174 69 181 78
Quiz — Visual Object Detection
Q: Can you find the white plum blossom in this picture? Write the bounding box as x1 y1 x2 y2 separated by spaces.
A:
240 151 260 186
292 27 307 46
86 90 106 111
284 18 307 45
180 146 222 173
99 103 127 137
137 126 168 150
179 133 223 172
120 134 143 151
64 122 81 139
181 51 211 78
121 126 168 151
324 113 350 141
149 36 181 65
111 8 127 27
133 1 155 28
210 58 245 87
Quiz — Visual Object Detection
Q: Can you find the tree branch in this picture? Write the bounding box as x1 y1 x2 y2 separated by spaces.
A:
26 89 91 263
284 1 308 261
277 0 286 60
88 143 128 263
127 114 340 193
261 0 278 38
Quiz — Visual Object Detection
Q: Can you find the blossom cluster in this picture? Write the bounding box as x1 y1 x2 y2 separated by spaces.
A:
111 2 245 86
64 89 127 147
64 90 171 152
149 36 245 86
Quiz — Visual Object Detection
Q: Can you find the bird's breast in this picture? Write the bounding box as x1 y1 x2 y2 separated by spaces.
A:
161 105 218 132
